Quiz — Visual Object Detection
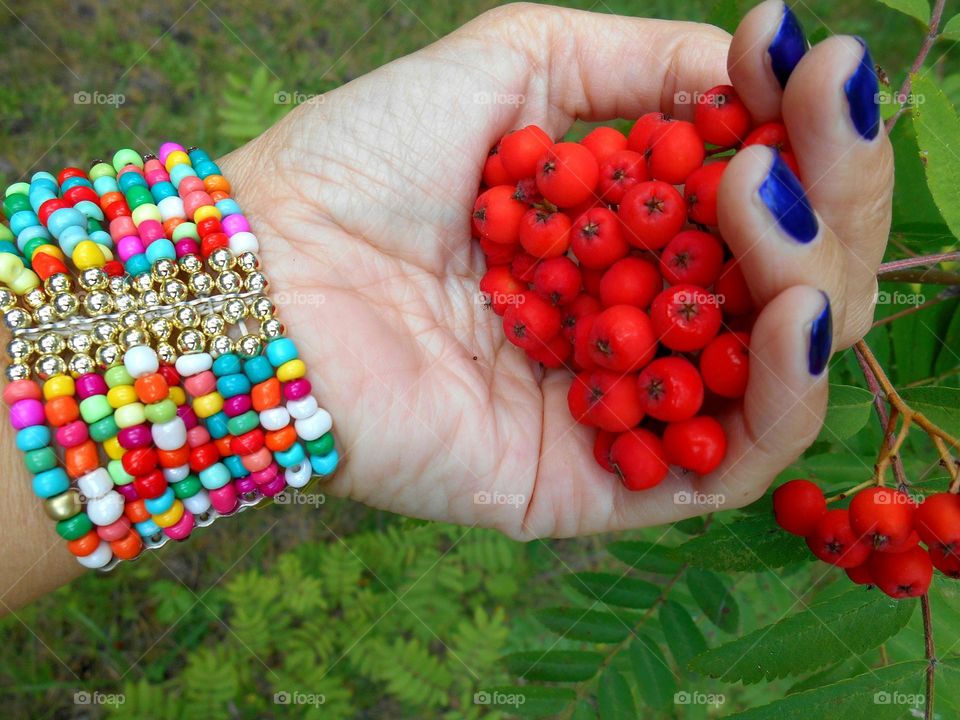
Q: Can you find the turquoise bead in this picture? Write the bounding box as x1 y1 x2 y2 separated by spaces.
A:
265 338 298 367
15 224 51 253
108 459 134 485
216 373 250 398
205 411 230 439
169 164 197 188
74 200 105 222
194 160 220 177
199 462 231 490
310 450 339 477
275 442 305 468
31 171 58 191
93 176 119 195
0 241 18 257
144 487 175 515
212 353 242 377
46 207 86 239
9 210 40 235
89 415 119 442
60 176 92 192
188 148 211 164
126 253 151 275
118 171 148 192
243 356 274 384
223 455 248 478
79 395 113 424
32 467 70 498
150 182 177 202
25 447 57 473
58 225 88 256
145 239 175 263
90 231 113 249
28 188 56 212
16 425 50 452
135 518 161 537
227 410 258 436
215 198 242 217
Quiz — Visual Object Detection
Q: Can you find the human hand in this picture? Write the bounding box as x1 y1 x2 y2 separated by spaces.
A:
219 0 893 539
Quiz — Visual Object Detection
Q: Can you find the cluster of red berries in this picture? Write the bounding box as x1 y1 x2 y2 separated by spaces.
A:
470 86 781 490
774 479 960 599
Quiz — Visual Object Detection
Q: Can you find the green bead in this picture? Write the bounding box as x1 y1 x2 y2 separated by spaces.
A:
88 162 116 181
24 447 57 473
79 395 113 424
108 458 134 485
56 512 92 540
105 365 134 387
5 182 30 198
172 475 202 499
172 222 200 242
306 432 335 457
144 398 177 424
112 148 143 173
125 185 153 209
226 410 259 436
21 236 48 262
87 218 104 233
3 193 31 217
89 415 118 442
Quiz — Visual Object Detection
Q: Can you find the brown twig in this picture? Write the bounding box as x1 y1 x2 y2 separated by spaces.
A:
921 594 936 720
878 252 960 274
854 343 910 489
877 269 960 285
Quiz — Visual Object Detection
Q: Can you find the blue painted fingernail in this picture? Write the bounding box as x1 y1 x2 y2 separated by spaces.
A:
768 3 807 88
758 151 818 243
808 293 832 375
844 37 880 140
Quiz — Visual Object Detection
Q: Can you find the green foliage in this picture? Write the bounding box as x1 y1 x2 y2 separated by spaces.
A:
670 515 809 571
874 0 930 24
818 384 876 442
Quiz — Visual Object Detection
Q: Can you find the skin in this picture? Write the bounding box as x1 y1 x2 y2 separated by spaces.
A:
1 1 893 613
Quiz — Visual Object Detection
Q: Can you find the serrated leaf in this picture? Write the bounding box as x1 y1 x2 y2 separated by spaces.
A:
942 14 960 40
818 384 875 442
567 572 660 609
628 635 676 710
901 386 960 433
912 74 960 240
876 0 930 23
690 590 916 683
670 515 808 571
889 115 948 238
686 569 740 633
535 608 629 644
598 667 635 720
485 685 576 717
659 601 706 671
606 540 683 575
502 651 603 682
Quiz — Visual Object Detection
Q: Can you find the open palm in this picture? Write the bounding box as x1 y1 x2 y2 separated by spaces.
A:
219 1 892 539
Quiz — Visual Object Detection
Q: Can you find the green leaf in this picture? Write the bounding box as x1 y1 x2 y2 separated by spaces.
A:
606 540 684 575
940 13 960 40
670 515 808 571
502 651 603 682
567 572 660 609
818 384 875 442
889 114 947 237
912 74 960 240
875 0 930 23
659 601 706 671
535 608 629 644
706 0 741 33
901 386 960 433
723 659 951 720
598 667 635 720
627 635 677 710
686 569 740 633
690 590 916 683
484 685 576 717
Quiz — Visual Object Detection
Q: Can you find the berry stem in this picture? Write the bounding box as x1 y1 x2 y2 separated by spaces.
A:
876 269 960 285
921 593 936 720
876 412 912 486
826 478 876 504
855 342 910 489
878 251 960 275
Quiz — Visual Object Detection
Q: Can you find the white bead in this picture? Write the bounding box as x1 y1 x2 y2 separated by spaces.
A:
285 460 313 488
228 231 259 254
259 407 290 431
123 345 159 378
286 395 318 420
163 464 190 483
183 490 211 515
294 408 332 441
77 468 112 500
175 352 213 377
76 541 113 569
85 491 125 526
152 417 187 451
157 196 186 222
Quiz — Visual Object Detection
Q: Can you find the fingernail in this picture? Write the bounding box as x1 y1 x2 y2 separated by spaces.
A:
844 37 880 140
808 292 832 375
768 3 807 88
758 151 818 243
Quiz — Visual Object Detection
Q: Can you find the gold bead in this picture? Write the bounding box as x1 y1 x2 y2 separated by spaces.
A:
222 298 247 323
177 329 205 353
138 289 161 309
7 337 33 361
208 247 235 272
236 252 260 273
37 332 65 355
157 342 177 365
113 293 137 312
108 274 132 295
96 343 121 368
93 320 117 343
236 334 262 357
5 363 30 382
67 332 93 355
209 334 234 357
250 297 275 320
68 354 95 377
44 488 82 521
119 311 142 329
133 273 154 294
53 292 80 317
34 353 66 380
23 287 46 309
216 270 241 294
174 306 199 329
44 273 72 295
78 268 108 291
121 328 149 349
188 272 214 296
201 314 225 337
148 317 173 340
4 308 32 330
152 258 177 280
0 289 17 311
83 290 114 315
261 318 284 339
179 254 203 275
32 305 57 325
245 271 268 292
161 279 187 304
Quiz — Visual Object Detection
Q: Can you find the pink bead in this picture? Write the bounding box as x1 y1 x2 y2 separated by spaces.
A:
109 216 137 242
97 516 131 542
139 220 164 243
56 420 89 448
118 424 152 449
184 370 216 396
248 462 278 485
116 483 139 501
234 477 257 494
158 142 185 163
164 509 195 540
183 190 214 218
283 379 312 401
241 447 273 472
221 214 250 235
223 395 251 417
117 235 145 261
3 380 41 404
178 176 205 195
117 165 145 180
177 406 198 430
186 425 210 447
260 474 288 497
209 484 238 514
10 398 45 429
143 159 170 183
75 373 108 399
175 239 200 257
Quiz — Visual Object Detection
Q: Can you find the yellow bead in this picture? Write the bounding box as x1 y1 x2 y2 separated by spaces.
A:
131 203 162 227
108 385 137 408
114 402 146 428
153 499 184 528
72 240 106 270
103 436 124 460
0 254 24 284
43 374 75 400
192 392 223 419
168 386 186 406
33 244 66 262
193 205 221 223
276 359 306 382
9 268 40 294
164 150 191 171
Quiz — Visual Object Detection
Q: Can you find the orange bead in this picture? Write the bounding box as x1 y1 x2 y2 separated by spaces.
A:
110 531 143 560
67 530 100 557
251 377 281 411
65 440 99 478
209 190 231 203
125 499 150 523
214 435 233 457
134 373 168 403
163 217 185 238
45 395 79 426
203 175 231 194
99 191 124 209
265 424 297 452
157 445 190 468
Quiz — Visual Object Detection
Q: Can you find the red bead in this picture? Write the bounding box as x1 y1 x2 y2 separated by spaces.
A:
63 185 99 206
32 252 69 280
196 217 222 237
158 364 180 386
104 260 125 277
104 200 131 220
200 232 229 257
231 429 264 455
189 442 220 472
122 447 159 476
133 470 166 500
38 199 68 225
57 166 87 185
157 445 190 468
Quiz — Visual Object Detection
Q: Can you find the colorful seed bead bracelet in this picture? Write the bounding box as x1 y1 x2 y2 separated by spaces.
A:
0 145 339 570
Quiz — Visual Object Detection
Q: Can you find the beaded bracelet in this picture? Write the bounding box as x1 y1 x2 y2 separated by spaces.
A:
0 144 339 570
